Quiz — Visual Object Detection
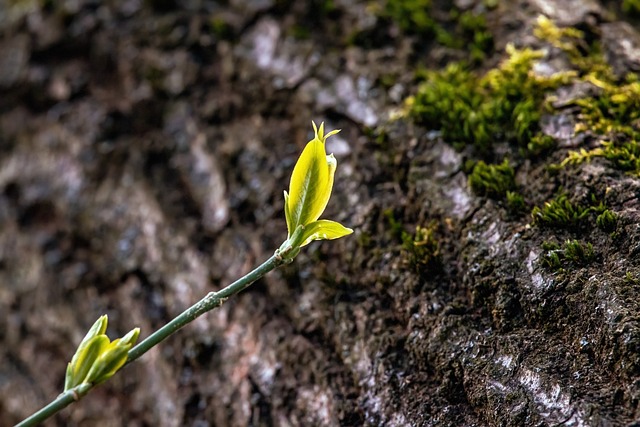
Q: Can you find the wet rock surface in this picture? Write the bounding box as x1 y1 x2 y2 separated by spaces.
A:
2 0 640 426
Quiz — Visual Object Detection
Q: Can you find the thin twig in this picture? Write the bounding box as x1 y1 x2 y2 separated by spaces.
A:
16 254 284 427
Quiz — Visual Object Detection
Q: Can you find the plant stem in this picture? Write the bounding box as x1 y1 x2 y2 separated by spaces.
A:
16 253 284 427
127 253 282 362
15 384 91 427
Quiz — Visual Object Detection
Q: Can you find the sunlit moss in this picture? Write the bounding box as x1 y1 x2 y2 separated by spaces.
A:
406 44 573 152
533 15 584 53
575 79 640 136
405 14 640 175
534 16 612 80
561 78 640 174
534 17 640 175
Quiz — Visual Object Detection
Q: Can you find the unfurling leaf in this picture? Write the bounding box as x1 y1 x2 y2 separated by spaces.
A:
286 122 339 235
64 316 108 391
84 339 134 385
64 315 140 391
279 122 353 260
297 220 354 248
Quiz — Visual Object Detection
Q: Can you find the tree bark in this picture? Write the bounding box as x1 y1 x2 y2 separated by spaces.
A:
1 0 640 425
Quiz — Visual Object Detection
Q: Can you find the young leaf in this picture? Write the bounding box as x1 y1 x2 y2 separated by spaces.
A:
85 343 131 386
277 121 353 261
119 327 140 347
297 219 354 247
65 335 110 390
64 316 109 390
286 122 339 235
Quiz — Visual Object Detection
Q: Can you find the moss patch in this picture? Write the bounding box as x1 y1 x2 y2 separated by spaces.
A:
541 239 596 271
531 194 605 229
561 76 640 175
532 17 640 175
623 0 640 17
402 222 440 269
468 159 516 199
596 209 618 233
406 44 573 153
379 0 493 62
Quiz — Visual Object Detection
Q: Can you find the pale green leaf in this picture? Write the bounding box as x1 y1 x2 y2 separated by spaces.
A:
72 316 108 361
84 315 108 343
65 335 109 390
286 122 340 235
119 327 140 347
288 139 330 231
298 219 354 247
284 191 293 237
85 341 131 386
65 316 108 390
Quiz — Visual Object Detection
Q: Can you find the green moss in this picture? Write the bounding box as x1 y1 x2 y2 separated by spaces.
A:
208 17 234 40
563 239 595 264
533 16 612 80
527 134 556 157
625 271 640 285
562 92 640 175
406 63 482 149
382 0 435 35
405 14 639 173
356 230 372 248
384 208 404 240
531 194 592 228
451 10 494 63
541 239 595 271
596 209 618 232
564 77 640 174
533 16 585 56
384 209 440 268
575 79 640 134
468 159 516 199
623 0 640 16
402 222 439 268
290 25 311 39
506 191 527 214
406 44 573 153
541 241 563 270
533 17 640 175
380 0 493 61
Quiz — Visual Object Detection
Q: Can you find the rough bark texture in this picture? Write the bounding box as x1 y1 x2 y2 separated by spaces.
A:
1 0 640 426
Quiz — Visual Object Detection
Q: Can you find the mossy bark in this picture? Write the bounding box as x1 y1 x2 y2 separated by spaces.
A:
2 0 640 426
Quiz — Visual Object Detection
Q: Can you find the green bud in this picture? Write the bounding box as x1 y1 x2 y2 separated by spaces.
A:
64 316 109 391
84 342 131 386
63 317 141 391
